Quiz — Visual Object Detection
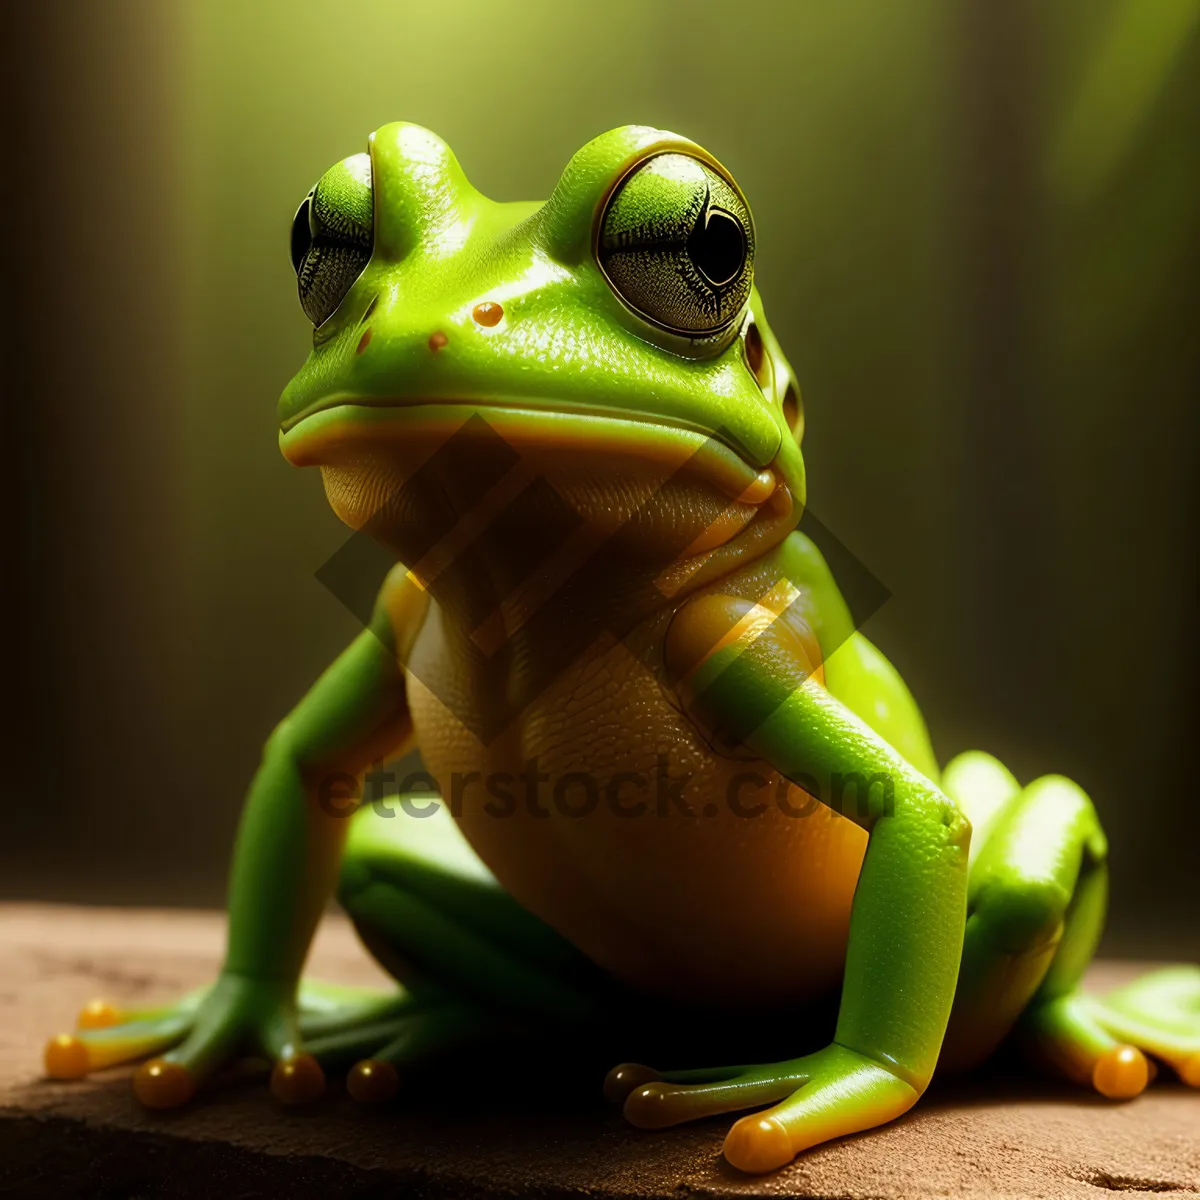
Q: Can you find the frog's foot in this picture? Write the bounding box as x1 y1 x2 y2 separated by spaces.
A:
298 993 497 1103
606 1043 919 1174
43 978 396 1106
1022 966 1200 1098
44 1010 196 1085
324 1000 493 1103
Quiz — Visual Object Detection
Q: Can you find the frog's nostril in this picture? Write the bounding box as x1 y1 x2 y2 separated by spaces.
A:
743 322 766 384
782 382 800 430
472 301 504 327
428 331 449 352
356 327 372 355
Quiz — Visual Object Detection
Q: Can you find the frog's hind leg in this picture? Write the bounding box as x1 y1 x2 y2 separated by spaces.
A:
325 798 608 1100
939 752 1199 1096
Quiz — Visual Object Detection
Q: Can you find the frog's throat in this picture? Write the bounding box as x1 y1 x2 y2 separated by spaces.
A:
283 398 800 611
278 399 780 504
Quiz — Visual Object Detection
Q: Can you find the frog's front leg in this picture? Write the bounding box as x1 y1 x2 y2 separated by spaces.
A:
44 566 428 1104
46 796 608 1105
610 594 971 1174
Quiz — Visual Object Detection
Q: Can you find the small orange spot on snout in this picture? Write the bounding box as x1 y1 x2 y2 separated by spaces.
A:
472 301 503 327
428 331 449 352
356 327 372 355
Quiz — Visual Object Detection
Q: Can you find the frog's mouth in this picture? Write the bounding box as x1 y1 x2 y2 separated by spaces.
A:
280 396 778 503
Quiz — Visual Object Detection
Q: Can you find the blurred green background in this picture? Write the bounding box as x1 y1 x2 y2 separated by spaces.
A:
4 0 1197 955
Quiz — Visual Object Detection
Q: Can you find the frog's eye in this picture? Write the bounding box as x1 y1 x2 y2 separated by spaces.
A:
290 152 373 328
597 152 754 338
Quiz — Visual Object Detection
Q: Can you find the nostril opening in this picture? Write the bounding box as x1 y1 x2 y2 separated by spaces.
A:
744 322 766 385
782 382 800 430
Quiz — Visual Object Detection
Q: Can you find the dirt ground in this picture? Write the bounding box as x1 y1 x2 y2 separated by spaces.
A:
1 903 1196 1199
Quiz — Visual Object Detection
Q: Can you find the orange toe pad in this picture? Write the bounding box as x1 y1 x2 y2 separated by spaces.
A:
1092 1045 1149 1099
724 1114 794 1174
1174 1052 1200 1087
44 1034 90 1080
134 1058 196 1108
77 999 122 1030
346 1059 399 1103
603 1062 660 1105
271 1053 325 1105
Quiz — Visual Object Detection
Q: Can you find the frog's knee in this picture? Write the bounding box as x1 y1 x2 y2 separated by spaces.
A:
972 872 1069 956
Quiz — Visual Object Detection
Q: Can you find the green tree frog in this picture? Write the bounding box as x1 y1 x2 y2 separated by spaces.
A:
45 123 1200 1175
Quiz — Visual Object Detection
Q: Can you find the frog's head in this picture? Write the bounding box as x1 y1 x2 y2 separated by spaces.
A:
280 123 805 589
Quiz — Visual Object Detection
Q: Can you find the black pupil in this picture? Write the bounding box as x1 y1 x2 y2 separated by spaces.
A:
290 196 313 273
687 207 744 287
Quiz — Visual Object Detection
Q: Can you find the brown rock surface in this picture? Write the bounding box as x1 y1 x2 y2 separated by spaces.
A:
0 903 1196 1199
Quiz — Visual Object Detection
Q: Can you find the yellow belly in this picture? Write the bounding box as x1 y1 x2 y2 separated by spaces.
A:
406 610 866 1009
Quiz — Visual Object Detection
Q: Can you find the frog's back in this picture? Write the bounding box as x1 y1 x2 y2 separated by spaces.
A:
406 600 866 1010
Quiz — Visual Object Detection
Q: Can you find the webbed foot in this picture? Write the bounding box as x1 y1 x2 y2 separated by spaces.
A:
606 1043 918 1174
1023 966 1200 1097
328 1001 492 1104
43 977 396 1107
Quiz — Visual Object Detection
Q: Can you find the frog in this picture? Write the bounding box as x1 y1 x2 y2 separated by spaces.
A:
44 122 1199 1175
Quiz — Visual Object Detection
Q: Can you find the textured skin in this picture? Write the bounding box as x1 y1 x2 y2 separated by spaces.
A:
41 121 1200 1176
407 574 867 1010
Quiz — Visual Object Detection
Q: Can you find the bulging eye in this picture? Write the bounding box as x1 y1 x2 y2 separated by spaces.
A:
291 152 373 328
597 152 754 337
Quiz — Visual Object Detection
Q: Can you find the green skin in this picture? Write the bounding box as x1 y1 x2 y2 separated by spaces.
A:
51 123 1199 1174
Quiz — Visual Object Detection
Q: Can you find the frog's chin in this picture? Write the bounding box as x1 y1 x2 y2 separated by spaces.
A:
278 399 773 503
283 398 799 597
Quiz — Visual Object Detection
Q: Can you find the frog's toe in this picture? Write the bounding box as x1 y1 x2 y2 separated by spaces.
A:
346 1058 400 1103
270 1053 326 1105
44 1012 190 1081
76 999 123 1029
1176 1054 1200 1087
44 1034 90 1080
1091 1045 1150 1098
723 1114 795 1175
621 1068 797 1130
602 1062 660 1104
133 1058 197 1108
606 1059 775 1120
